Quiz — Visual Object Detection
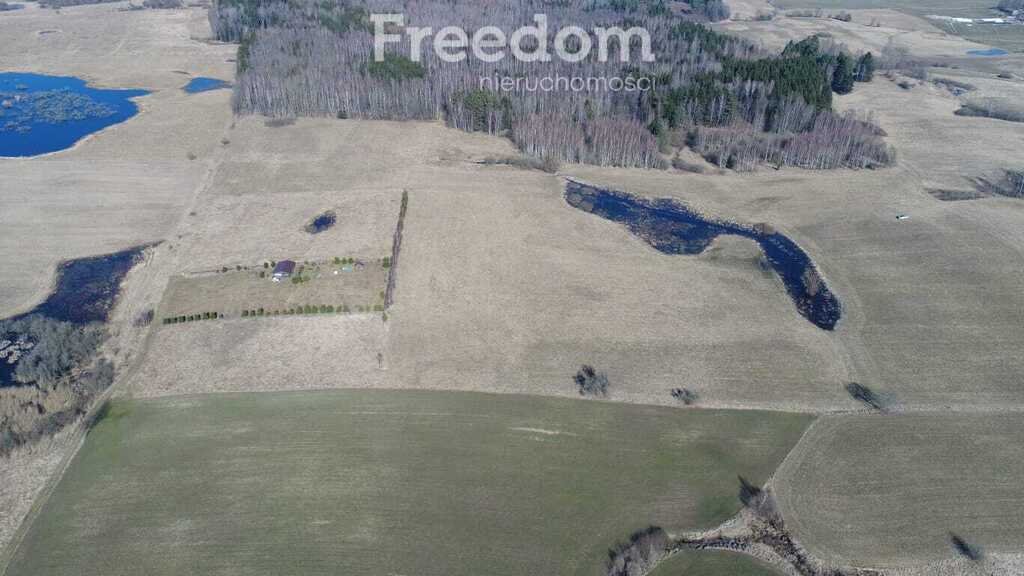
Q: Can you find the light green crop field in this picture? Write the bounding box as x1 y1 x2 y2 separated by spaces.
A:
775 414 1024 568
649 549 785 576
3 391 811 576
773 0 1024 52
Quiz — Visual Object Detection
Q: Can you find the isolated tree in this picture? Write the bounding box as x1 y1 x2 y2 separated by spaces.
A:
574 365 609 397
832 53 855 94
856 52 875 82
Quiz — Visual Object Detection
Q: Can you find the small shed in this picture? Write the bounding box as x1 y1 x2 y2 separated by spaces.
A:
272 260 296 281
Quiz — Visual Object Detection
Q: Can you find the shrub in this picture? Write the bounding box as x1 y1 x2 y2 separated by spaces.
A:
574 365 609 397
133 309 154 327
845 382 886 410
670 387 698 405
606 527 669 576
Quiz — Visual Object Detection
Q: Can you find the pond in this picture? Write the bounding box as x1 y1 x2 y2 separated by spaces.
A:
183 77 231 93
305 210 337 234
0 72 148 157
565 181 841 331
967 48 1009 56
0 245 149 385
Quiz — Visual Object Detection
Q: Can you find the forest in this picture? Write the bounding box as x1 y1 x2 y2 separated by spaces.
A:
212 0 891 170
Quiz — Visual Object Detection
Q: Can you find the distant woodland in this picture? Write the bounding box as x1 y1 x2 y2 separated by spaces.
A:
212 0 890 170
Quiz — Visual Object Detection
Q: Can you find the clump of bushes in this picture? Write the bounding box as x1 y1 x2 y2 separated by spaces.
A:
845 382 887 411
670 387 698 405
574 365 609 397
1 316 107 385
0 315 115 455
955 98 1024 123
606 527 669 576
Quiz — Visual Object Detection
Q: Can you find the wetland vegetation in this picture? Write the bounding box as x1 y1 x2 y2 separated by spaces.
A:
566 180 842 330
1 246 146 454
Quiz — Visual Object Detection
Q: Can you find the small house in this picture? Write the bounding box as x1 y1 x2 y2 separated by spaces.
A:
272 260 296 282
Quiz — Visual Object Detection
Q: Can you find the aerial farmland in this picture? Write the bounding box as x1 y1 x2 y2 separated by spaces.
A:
1 0 1023 575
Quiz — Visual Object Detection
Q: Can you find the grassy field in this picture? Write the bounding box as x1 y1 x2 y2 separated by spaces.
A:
157 258 388 322
771 0 1024 52
3 391 811 576
774 414 1024 568
648 549 784 576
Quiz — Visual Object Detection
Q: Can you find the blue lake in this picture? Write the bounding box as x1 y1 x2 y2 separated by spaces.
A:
565 181 842 331
0 246 148 386
183 77 231 93
0 72 148 157
967 48 1009 56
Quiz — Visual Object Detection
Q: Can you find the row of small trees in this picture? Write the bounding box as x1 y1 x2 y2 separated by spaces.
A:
162 312 222 324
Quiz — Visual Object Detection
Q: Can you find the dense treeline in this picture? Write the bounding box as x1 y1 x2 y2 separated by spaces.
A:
215 0 890 169
0 316 111 455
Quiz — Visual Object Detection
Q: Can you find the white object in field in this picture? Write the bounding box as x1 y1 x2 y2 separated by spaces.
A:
896 214 909 221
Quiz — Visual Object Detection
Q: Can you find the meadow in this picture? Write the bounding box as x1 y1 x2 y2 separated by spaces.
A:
771 0 1024 52
3 390 811 576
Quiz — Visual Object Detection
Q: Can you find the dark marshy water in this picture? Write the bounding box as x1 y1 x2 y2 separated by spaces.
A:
565 180 841 331
25 246 148 324
967 48 1009 56
0 246 148 385
183 77 231 93
305 210 337 234
0 72 148 157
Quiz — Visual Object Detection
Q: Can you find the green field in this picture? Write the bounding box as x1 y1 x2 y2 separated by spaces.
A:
4 391 811 576
774 0 1024 52
648 549 785 576
775 414 1024 568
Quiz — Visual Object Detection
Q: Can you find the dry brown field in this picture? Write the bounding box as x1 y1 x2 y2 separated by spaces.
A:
715 8 991 56
0 2 236 318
